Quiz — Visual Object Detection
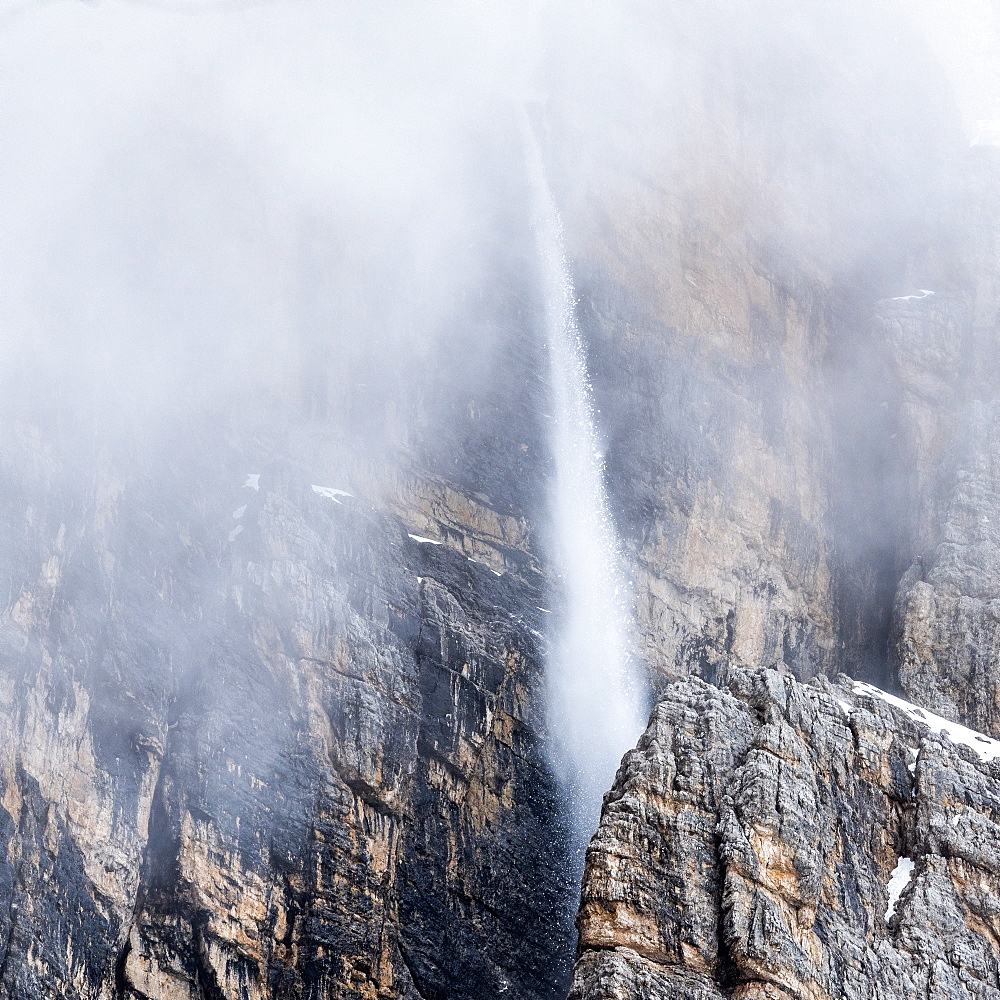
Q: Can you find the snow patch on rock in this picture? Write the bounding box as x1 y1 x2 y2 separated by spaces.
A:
853 681 1000 762
884 857 915 920
312 485 353 503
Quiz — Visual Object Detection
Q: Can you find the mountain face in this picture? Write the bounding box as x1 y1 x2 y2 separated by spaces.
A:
4 4 1000 1000
0 427 575 1000
569 669 1000 1000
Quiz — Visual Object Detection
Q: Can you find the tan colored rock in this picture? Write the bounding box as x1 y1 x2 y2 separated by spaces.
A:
570 668 1000 1000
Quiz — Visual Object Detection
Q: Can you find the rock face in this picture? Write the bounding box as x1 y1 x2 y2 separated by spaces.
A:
0 410 577 1000
893 401 1000 740
552 3 971 692
570 668 1000 1000
889 157 1000 740
3 5 1000 1000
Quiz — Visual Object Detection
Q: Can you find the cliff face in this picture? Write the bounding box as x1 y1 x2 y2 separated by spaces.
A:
3 5 1000 1000
564 137 1000 1000
886 157 1000 740
567 126 1000 997
569 668 1000 999
0 419 579 1000
551 3 971 693
893 399 1000 742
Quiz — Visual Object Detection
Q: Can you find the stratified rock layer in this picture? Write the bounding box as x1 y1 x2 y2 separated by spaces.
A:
570 668 1000 1000
0 427 575 1000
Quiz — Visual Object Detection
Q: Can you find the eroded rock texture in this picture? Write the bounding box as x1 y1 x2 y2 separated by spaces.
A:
889 158 1000 741
3 5 1000 1000
894 401 1000 740
0 408 577 1000
554 3 971 692
570 668 1000 1000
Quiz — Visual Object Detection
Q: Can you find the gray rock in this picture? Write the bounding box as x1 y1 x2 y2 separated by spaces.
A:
570 668 1000 1000
894 401 1000 739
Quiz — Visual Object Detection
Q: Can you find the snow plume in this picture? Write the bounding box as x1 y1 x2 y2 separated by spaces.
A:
523 121 649 853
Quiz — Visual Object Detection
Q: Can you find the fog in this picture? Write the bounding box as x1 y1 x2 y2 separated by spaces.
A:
0 1 977 442
0 2 539 445
1 0 994 909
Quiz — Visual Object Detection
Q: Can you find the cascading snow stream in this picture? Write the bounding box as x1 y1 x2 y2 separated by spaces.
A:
522 118 649 858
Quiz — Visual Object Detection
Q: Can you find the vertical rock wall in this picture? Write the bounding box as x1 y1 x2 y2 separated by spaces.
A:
569 669 1000 999
2 6 1000 1000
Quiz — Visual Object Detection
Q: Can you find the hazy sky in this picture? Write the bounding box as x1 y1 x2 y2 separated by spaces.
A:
1 0 987 439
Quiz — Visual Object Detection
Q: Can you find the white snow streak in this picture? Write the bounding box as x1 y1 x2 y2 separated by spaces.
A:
465 556 502 576
312 485 353 503
244 474 260 490
884 857 915 920
408 533 441 545
852 681 1000 762
228 525 244 542
232 505 246 519
891 289 934 301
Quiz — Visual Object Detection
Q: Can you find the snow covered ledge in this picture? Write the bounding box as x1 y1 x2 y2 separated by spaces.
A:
851 680 1000 763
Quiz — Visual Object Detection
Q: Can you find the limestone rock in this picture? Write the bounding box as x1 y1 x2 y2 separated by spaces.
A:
894 401 1000 739
0 432 576 1000
570 668 1000 1000
2 5 999 1000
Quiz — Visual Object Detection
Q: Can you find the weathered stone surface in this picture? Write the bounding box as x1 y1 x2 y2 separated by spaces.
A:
552 3 973 693
570 668 1000 1000
883 149 1000 740
894 401 1000 741
2 6 1000 1000
0 421 576 1000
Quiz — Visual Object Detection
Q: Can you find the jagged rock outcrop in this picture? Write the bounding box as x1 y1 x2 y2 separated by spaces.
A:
569 667 1000 999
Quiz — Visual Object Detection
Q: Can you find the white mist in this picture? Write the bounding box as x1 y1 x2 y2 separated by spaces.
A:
523 123 648 851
